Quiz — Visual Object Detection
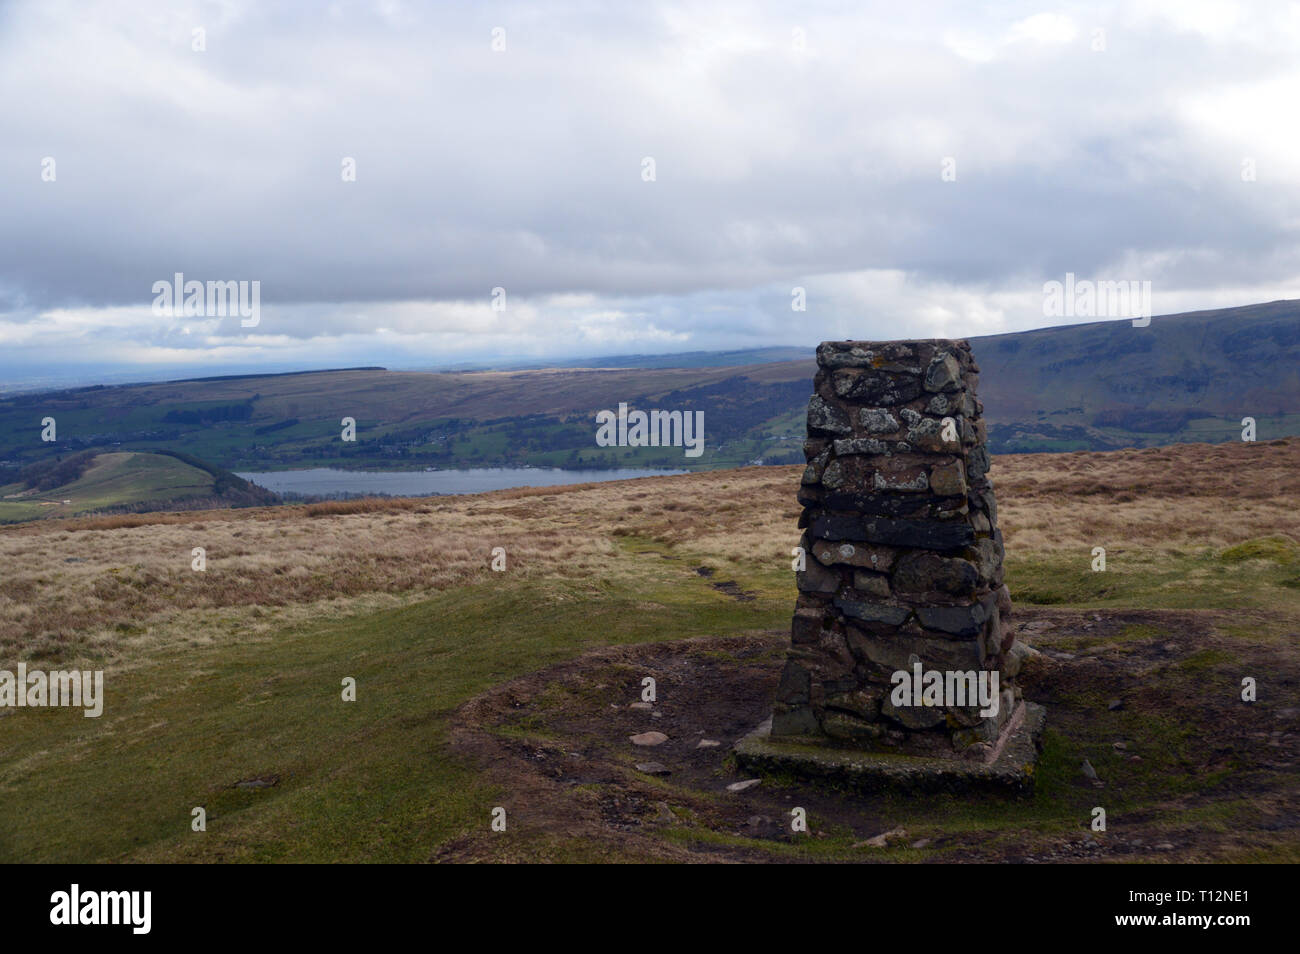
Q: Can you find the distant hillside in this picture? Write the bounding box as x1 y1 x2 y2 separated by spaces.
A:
0 450 276 523
0 299 1296 471
970 299 1300 451
429 346 813 371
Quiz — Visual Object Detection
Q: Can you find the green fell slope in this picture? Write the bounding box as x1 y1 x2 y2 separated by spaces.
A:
0 451 273 524
1 299 1296 470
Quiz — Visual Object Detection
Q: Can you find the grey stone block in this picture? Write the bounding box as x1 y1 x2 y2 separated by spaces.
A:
834 597 910 626
808 395 853 435
915 595 996 638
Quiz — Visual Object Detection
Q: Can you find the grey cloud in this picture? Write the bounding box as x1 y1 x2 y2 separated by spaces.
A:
0 0 1298 354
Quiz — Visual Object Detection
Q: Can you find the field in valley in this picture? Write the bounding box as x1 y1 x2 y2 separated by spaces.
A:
0 439 1296 862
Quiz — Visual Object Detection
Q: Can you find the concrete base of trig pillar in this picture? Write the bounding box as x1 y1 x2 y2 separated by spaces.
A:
734 701 1046 795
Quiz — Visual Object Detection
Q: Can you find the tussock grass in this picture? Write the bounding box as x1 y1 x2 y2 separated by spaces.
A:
2 441 1296 672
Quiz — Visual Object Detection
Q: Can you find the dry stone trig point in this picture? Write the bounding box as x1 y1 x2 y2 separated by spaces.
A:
736 339 1045 793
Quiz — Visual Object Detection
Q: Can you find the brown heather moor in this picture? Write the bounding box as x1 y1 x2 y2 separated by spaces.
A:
1 438 1296 674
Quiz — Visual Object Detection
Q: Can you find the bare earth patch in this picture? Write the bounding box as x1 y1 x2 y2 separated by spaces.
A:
445 608 1299 863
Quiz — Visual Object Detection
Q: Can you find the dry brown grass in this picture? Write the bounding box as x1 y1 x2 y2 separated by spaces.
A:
2 439 1296 673
994 438 1299 553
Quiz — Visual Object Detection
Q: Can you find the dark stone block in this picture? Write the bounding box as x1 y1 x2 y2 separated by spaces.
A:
973 535 1004 587
859 407 901 433
801 448 831 485
804 438 828 460
796 485 822 507
844 623 987 671
924 352 962 392
776 660 811 705
820 455 872 491
822 491 933 518
810 513 869 541
822 710 885 741
813 513 975 548
823 689 882 720
915 594 997 637
852 569 892 598
811 538 898 571
791 608 823 644
796 559 841 595
771 706 820 736
861 517 975 550
817 341 920 370
833 597 911 626
893 551 979 597
832 437 890 456
832 369 923 405
819 674 859 694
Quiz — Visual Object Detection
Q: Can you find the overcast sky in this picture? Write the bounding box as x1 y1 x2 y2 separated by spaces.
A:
2 0 1298 384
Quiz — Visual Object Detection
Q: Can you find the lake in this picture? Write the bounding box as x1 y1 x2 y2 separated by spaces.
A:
236 466 688 497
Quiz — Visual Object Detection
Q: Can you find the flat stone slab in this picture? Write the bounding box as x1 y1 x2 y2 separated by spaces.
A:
734 702 1046 796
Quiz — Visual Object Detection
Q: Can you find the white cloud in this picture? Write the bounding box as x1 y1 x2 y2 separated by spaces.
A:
1 0 1298 381
1007 13 1079 46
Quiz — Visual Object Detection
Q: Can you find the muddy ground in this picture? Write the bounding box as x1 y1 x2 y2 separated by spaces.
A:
442 606 1298 863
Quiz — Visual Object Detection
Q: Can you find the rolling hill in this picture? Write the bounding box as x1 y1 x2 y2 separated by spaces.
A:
973 298 1300 451
0 299 1296 476
0 450 276 524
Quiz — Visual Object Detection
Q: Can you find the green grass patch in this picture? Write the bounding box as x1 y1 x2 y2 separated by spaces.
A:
1220 536 1298 565
0 557 786 862
1178 649 1235 673
1006 549 1300 614
0 452 215 524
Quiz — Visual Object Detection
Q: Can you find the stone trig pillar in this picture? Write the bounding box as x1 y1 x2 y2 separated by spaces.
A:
760 339 1039 773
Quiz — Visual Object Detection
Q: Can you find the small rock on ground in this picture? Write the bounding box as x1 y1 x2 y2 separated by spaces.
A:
726 778 761 793
853 827 907 848
629 731 668 746
635 762 670 775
